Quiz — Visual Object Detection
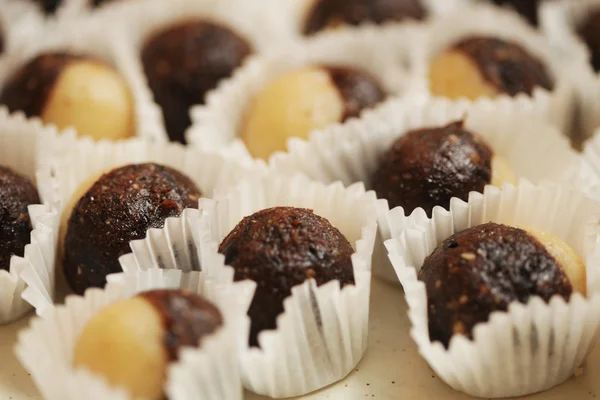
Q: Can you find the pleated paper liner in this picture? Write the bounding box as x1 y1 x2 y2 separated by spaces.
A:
186 23 420 157
407 2 576 135
107 0 277 144
541 0 600 141
385 180 600 398
269 96 581 284
0 13 166 142
15 268 255 400
28 133 264 316
119 173 378 398
257 0 471 43
0 0 45 56
0 108 58 323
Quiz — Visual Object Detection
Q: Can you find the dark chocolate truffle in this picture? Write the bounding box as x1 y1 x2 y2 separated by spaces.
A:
74 289 223 400
419 223 584 347
491 0 539 26
304 0 426 35
0 166 40 270
577 8 600 72
0 52 134 141
429 36 554 100
0 25 4 56
242 65 386 160
371 121 515 216
141 20 253 144
218 206 355 346
63 163 202 294
34 0 62 14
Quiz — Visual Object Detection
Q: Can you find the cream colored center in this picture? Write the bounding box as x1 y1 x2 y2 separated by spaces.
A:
241 66 344 161
491 155 517 188
429 50 499 100
42 61 135 141
74 297 167 400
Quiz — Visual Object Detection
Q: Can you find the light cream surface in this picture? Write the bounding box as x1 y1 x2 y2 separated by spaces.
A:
42 61 135 141
429 50 499 100
491 155 517 187
73 297 167 400
3 279 600 400
241 66 344 161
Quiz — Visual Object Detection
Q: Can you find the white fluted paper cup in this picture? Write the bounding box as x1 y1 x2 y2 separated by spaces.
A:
201 174 377 398
409 3 575 134
122 172 378 397
15 268 255 400
540 0 600 141
0 108 58 323
0 14 166 142
270 97 580 284
385 180 600 398
0 0 45 56
108 0 275 144
187 24 420 158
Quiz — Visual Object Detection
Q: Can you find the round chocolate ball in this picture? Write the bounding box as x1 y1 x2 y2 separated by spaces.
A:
490 0 539 26
371 121 515 216
242 65 386 160
34 0 62 14
63 163 201 294
218 206 355 347
141 21 253 144
577 8 600 72
74 289 223 400
419 222 585 348
0 52 135 141
0 166 39 270
304 0 426 35
429 36 554 100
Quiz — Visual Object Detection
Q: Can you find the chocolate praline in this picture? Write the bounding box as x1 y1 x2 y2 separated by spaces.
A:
371 121 493 216
419 223 576 347
218 206 355 347
0 166 40 270
577 8 600 72
242 64 386 160
429 36 554 99
74 289 223 400
490 0 539 26
0 52 134 141
141 20 253 144
34 0 62 14
304 0 426 35
64 163 201 294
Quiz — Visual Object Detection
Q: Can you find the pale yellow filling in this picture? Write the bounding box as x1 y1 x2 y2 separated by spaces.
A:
74 298 167 400
429 50 499 100
241 66 344 161
42 61 135 141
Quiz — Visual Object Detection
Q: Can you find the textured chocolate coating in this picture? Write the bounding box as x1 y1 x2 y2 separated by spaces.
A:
0 25 4 56
491 0 538 26
91 0 116 7
452 36 554 96
0 166 39 270
304 0 426 35
218 207 355 347
577 8 600 72
141 21 253 144
419 223 573 347
139 289 223 361
325 66 387 121
0 52 105 118
34 0 62 14
372 121 492 216
64 163 201 294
